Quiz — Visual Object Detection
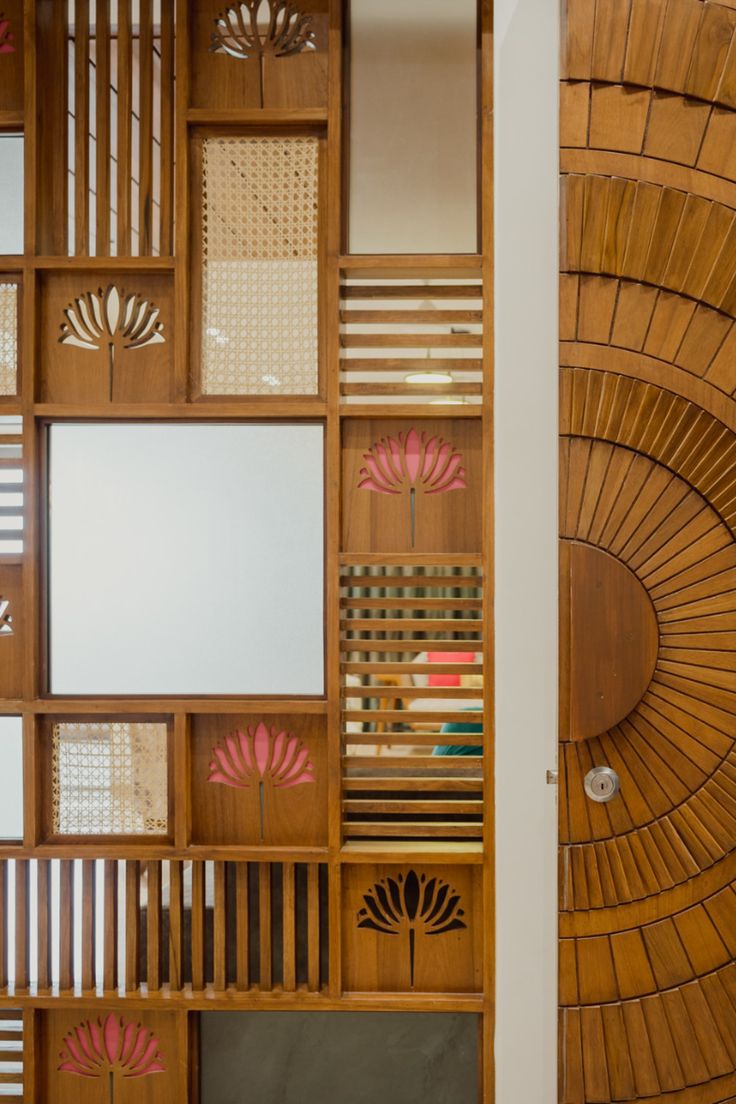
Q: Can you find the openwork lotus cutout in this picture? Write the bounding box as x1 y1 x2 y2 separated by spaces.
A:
0 596 11 636
208 721 315 840
357 869 467 989
358 427 467 547
211 0 316 107
0 12 15 53
58 284 165 401
58 1014 166 1103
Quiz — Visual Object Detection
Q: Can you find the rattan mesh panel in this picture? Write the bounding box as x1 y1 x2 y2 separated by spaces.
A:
200 136 319 396
0 284 18 396
51 722 168 835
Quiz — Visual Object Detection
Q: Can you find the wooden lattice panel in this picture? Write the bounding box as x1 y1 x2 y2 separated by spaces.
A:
341 565 484 844
50 722 169 836
340 268 483 405
0 858 327 998
0 282 18 396
198 135 319 396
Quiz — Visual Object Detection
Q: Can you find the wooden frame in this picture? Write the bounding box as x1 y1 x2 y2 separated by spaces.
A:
0 1 494 1100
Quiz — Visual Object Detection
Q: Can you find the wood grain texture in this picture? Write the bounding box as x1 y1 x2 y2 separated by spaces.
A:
561 1 736 1099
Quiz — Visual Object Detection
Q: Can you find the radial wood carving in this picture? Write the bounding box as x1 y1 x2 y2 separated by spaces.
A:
561 2 736 1101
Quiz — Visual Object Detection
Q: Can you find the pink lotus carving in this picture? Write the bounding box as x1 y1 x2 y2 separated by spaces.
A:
358 427 467 546
0 13 15 53
58 1014 166 1102
208 721 315 840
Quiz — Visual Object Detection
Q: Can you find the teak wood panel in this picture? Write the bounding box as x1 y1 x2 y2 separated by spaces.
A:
190 713 328 847
0 1 494 1101
561 1 736 1101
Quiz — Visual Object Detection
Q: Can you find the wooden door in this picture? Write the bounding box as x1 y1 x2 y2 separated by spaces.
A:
559 2 736 1101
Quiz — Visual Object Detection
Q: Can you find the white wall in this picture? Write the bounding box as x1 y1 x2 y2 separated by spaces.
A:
494 0 559 1101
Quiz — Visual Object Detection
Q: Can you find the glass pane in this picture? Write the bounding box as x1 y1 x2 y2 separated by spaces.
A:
0 717 23 840
0 135 23 255
348 0 478 254
200 136 319 395
49 423 325 695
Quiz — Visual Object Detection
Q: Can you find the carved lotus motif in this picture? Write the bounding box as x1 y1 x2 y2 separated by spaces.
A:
357 869 467 989
58 1014 166 1102
0 12 15 53
59 284 165 401
358 427 467 546
211 0 316 106
208 721 315 840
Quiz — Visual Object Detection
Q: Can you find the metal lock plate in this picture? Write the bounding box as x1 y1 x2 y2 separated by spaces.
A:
584 765 620 803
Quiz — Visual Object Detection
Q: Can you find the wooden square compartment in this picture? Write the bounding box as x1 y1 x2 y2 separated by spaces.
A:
342 418 483 554
341 862 483 994
39 271 174 404
38 1009 186 1104
190 713 327 847
0 563 22 698
188 0 328 112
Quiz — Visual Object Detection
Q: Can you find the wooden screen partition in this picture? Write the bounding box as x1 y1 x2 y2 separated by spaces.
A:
560 1 736 1102
0 2 494 1101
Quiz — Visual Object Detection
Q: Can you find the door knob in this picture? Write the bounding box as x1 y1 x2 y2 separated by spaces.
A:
584 765 620 802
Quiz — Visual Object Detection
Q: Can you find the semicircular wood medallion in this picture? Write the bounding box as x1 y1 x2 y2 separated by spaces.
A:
561 2 736 1101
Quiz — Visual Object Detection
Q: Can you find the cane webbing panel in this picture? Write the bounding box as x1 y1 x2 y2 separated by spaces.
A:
201 136 319 396
51 722 168 835
0 284 18 396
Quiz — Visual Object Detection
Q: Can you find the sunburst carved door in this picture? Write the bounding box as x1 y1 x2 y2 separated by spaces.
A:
560 1 736 1101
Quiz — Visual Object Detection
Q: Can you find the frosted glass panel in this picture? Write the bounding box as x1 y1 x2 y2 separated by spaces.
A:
348 0 477 254
0 135 23 255
0 717 23 840
49 424 324 694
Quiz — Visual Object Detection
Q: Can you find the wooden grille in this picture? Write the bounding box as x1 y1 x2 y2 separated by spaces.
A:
341 565 484 843
340 267 483 406
0 417 22 557
0 858 327 997
0 1010 23 1099
59 0 176 256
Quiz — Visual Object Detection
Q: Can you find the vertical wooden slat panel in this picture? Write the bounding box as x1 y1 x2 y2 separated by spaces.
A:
146 860 161 992
159 1 174 255
94 0 110 255
116 0 132 255
235 863 249 992
307 863 320 992
191 860 205 992
14 861 28 991
138 0 154 255
58 860 74 991
0 862 7 990
213 861 227 992
168 860 183 992
36 861 51 992
124 859 140 992
282 861 296 992
103 860 118 992
74 0 89 254
258 864 272 991
81 859 96 991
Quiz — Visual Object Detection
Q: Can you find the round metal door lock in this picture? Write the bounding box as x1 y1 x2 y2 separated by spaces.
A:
584 765 620 803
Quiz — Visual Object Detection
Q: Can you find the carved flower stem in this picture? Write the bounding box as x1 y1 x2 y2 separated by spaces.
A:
108 342 115 402
409 487 416 549
259 779 265 841
109 1069 115 1104
258 54 265 108
409 928 416 990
